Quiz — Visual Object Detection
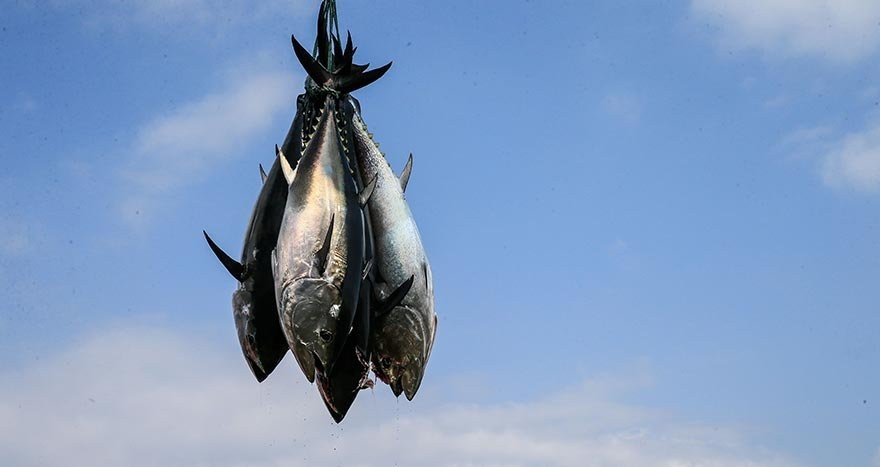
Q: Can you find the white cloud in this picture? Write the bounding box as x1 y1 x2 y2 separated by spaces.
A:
0 326 798 467
692 0 880 63
13 93 37 114
119 67 295 225
0 219 33 256
780 125 836 149
763 95 788 109
608 238 641 271
822 120 880 192
601 92 642 125
50 0 310 32
778 124 838 163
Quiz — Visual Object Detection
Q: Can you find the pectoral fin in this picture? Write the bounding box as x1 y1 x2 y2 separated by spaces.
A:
315 214 335 275
203 231 244 281
375 275 414 317
259 164 268 183
359 176 377 207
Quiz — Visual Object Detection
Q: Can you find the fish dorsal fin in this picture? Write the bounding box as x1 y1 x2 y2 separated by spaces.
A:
359 176 377 207
203 231 244 281
375 275 414 317
276 144 295 184
399 154 413 193
259 164 268 183
315 214 335 275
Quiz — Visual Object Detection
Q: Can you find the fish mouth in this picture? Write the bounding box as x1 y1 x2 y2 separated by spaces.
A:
375 362 406 398
390 378 404 398
315 373 345 423
290 339 317 383
376 357 425 400
400 366 424 401
312 350 327 374
280 278 342 378
304 336 337 374
232 290 269 381
241 335 269 382
291 344 333 385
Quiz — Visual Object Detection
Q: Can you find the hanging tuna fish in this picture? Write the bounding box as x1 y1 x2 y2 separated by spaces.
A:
351 114 438 401
204 0 436 422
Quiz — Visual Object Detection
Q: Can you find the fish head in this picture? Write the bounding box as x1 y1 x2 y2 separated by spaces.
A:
372 306 433 400
314 344 371 423
230 286 270 381
279 277 344 375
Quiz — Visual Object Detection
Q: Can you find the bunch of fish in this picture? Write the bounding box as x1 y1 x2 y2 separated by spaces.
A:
203 1 437 423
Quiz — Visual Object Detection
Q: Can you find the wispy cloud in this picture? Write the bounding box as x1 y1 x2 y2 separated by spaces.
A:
861 86 880 103
50 0 310 32
822 119 880 193
0 218 34 257
762 95 788 109
780 125 836 149
601 92 642 125
0 326 798 467
12 93 37 114
778 124 838 163
692 0 880 63
608 238 641 271
119 66 295 226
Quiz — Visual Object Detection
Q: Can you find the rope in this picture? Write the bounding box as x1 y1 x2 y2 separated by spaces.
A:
312 0 342 72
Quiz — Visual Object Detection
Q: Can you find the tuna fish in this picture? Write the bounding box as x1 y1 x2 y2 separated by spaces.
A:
311 97 410 421
272 92 373 379
350 105 438 400
203 103 307 382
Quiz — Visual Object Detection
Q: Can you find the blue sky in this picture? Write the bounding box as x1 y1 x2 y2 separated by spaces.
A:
2 0 880 465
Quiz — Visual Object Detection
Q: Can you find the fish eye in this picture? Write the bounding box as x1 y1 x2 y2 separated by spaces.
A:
319 329 334 343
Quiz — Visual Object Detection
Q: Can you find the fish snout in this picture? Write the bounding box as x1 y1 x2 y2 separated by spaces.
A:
290 340 317 383
278 280 340 380
400 360 426 401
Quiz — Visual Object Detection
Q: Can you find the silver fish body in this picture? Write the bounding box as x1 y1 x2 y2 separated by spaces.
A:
274 96 365 380
350 105 437 400
312 97 375 421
